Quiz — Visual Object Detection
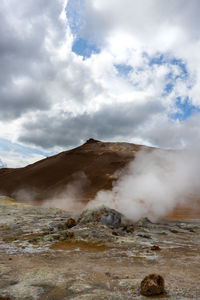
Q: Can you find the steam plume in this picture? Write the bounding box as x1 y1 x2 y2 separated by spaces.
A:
88 148 200 220
43 171 89 211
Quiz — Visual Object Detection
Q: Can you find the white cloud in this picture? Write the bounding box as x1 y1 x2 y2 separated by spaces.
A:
0 148 45 168
0 0 200 166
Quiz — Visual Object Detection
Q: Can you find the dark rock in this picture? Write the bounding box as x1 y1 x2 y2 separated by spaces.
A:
112 231 119 236
57 223 65 230
28 237 39 243
66 218 76 229
63 231 74 239
140 273 165 296
137 233 151 239
135 217 152 227
78 206 122 228
170 229 178 234
47 226 55 232
86 138 100 144
151 245 161 251
121 225 134 233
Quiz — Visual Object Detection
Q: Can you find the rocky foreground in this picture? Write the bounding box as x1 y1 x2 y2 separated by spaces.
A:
0 196 200 299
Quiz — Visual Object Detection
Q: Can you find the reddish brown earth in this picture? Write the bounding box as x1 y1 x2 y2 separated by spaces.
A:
0 139 147 202
0 139 200 219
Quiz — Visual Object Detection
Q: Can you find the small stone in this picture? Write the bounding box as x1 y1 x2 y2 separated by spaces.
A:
122 225 134 233
51 233 61 240
137 233 151 239
63 231 74 239
112 231 119 236
135 217 152 227
57 223 65 230
151 245 161 251
140 273 165 296
66 218 77 229
47 226 55 231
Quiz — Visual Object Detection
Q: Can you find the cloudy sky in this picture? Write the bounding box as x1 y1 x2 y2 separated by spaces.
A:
1 0 200 167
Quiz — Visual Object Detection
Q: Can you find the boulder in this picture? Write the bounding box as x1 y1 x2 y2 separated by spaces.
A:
140 273 165 296
66 218 77 228
78 206 122 228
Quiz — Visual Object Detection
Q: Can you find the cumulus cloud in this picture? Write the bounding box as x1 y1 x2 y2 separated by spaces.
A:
0 158 7 168
19 97 164 148
0 0 200 166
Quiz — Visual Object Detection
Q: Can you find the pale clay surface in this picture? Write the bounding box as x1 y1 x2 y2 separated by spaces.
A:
0 196 200 299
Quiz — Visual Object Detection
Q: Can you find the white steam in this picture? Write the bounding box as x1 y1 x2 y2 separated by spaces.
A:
8 148 200 221
88 148 200 220
42 171 89 211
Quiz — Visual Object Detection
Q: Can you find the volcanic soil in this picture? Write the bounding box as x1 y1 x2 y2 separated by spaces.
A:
0 196 200 299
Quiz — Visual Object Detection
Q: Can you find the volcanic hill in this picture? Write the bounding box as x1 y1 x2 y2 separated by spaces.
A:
0 139 149 203
0 139 200 219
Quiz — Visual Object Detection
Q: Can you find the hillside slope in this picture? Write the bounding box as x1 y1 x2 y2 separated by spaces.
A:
0 139 148 202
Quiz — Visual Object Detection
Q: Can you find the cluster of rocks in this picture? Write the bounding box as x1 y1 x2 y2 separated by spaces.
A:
46 206 166 297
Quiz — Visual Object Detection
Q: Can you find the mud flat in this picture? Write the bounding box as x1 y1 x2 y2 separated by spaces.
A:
0 196 200 299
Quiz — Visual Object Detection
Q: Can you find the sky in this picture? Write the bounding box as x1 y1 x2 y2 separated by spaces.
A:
1 0 200 167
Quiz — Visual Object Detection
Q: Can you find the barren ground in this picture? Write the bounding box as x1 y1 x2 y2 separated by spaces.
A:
0 196 199 299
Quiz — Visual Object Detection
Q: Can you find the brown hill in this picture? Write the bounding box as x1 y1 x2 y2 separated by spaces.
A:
0 138 199 219
0 139 147 203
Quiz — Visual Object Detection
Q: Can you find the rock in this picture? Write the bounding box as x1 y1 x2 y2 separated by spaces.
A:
57 223 65 230
137 233 151 239
151 245 161 251
66 218 76 228
121 225 134 233
86 138 100 144
63 231 74 239
135 217 152 228
140 273 165 296
78 206 122 228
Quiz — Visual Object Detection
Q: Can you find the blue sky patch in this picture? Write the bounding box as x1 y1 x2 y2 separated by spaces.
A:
149 53 165 65
66 0 85 36
72 37 100 59
115 64 133 77
172 97 200 121
67 0 100 59
164 83 174 94
0 138 52 158
149 54 188 79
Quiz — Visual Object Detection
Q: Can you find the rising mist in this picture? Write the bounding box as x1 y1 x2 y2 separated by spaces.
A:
87 148 200 220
